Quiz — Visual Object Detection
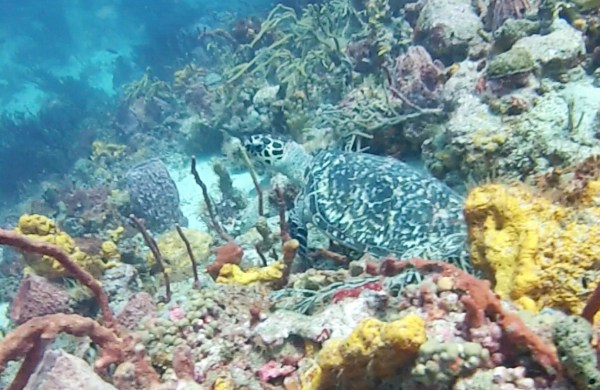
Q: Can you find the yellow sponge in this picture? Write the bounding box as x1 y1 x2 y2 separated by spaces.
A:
16 214 116 279
216 262 284 285
302 314 426 389
465 182 600 314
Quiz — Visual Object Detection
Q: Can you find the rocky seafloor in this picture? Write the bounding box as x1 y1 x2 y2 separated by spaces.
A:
2 0 600 389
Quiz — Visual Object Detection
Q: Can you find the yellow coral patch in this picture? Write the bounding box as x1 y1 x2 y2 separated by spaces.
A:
216 262 284 285
149 227 212 282
465 182 600 315
302 314 425 389
90 141 126 161
100 240 120 262
16 214 116 279
107 226 125 242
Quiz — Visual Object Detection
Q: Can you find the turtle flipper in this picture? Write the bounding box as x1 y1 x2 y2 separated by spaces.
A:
289 207 310 272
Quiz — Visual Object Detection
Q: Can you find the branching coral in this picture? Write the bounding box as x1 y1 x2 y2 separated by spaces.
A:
0 227 114 325
0 229 162 390
224 1 357 102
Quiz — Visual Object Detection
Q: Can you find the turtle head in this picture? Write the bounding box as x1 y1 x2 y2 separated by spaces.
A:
242 134 310 185
242 134 288 166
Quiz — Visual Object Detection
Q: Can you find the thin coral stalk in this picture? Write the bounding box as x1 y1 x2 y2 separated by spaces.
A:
582 279 600 323
0 229 115 327
275 186 290 242
273 239 299 290
255 244 269 267
239 146 264 217
175 224 200 289
191 156 233 242
129 215 171 302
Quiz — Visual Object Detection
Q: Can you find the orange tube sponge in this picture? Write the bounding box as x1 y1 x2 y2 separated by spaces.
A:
464 181 600 315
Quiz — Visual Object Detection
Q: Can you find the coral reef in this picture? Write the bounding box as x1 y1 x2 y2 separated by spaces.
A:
6 0 600 389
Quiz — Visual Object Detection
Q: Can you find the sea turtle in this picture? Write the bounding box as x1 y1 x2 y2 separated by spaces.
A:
243 134 469 269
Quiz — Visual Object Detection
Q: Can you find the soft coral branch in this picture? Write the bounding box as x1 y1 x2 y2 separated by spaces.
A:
0 228 115 327
0 314 160 390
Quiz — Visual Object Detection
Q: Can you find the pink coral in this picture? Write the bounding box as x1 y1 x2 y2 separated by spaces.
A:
257 360 296 382
389 45 445 111
168 305 186 322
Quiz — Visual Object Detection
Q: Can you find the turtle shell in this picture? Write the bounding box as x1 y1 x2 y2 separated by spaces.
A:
302 149 466 258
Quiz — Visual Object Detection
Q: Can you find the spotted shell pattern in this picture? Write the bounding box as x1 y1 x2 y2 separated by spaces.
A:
301 149 467 257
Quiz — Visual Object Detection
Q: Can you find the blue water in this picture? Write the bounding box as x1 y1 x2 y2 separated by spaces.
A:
0 0 276 206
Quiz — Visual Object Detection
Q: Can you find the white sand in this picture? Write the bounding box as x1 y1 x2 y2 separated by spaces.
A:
168 156 256 232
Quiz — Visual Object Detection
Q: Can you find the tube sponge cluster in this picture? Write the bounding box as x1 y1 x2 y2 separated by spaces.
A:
464 182 600 315
302 314 426 389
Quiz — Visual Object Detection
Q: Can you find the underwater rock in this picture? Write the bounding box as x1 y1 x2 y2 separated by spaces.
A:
512 19 586 77
415 0 485 61
487 46 535 81
10 274 72 325
254 297 379 345
117 292 156 330
23 349 117 390
102 263 143 314
252 85 281 108
125 158 186 233
427 65 600 181
492 18 540 52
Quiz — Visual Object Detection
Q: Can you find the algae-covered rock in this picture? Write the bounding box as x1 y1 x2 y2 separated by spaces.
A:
512 19 585 76
571 0 600 11
415 0 484 61
493 18 540 51
553 316 600 390
487 47 535 79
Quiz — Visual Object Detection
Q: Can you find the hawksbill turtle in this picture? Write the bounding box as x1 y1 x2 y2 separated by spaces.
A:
243 134 469 269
